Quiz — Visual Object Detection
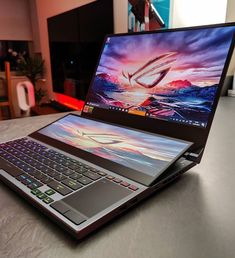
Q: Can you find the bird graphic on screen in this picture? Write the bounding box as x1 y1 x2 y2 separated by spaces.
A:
122 52 177 88
77 129 125 145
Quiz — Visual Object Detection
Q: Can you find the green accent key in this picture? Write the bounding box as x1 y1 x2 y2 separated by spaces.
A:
43 197 54 204
45 189 56 196
37 193 47 199
31 189 41 195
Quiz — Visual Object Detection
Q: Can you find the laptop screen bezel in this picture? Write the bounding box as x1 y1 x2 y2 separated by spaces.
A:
82 22 235 157
29 114 192 186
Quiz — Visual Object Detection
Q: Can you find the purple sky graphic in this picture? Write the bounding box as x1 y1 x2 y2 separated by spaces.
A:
97 26 235 87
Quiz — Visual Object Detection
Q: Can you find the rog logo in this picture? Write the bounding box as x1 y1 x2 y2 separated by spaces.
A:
77 130 125 145
122 52 177 88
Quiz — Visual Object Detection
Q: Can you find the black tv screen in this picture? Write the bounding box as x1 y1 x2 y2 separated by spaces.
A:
47 0 113 100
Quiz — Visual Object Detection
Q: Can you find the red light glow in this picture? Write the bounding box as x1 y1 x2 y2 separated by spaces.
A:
56 93 84 111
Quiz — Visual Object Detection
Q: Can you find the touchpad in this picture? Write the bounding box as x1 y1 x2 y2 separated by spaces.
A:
62 179 132 218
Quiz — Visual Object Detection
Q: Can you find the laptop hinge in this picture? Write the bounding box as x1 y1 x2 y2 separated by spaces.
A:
150 157 196 187
183 147 204 163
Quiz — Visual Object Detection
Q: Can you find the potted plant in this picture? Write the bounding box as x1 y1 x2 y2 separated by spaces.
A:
17 55 46 105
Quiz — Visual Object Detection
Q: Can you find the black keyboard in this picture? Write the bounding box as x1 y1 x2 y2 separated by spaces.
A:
0 138 139 201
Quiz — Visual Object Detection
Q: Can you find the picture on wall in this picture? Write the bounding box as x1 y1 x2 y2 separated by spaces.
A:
128 0 171 32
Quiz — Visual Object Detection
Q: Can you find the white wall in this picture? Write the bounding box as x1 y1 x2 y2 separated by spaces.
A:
226 0 235 22
0 0 32 40
113 0 128 33
226 0 235 76
28 0 41 53
172 0 228 28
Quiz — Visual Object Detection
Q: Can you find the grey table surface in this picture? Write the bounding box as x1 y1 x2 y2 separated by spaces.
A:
1 97 235 258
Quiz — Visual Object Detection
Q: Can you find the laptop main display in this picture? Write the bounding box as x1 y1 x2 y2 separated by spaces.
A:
84 25 235 128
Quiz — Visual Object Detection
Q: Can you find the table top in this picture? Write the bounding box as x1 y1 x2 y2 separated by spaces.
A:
1 97 235 258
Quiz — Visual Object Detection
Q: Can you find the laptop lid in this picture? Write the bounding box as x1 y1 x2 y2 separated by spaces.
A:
82 23 235 157
30 114 192 186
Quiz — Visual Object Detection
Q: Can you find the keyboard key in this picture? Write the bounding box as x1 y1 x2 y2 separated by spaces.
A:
97 171 107 176
31 161 40 167
31 189 41 195
40 176 53 184
53 164 66 173
113 178 122 184
61 169 73 176
70 159 80 164
71 160 83 166
128 185 139 191
44 153 56 160
68 164 79 170
50 162 58 169
51 156 60 162
25 150 31 155
22 177 35 186
61 160 73 167
43 159 54 166
17 162 28 170
16 173 28 182
35 163 47 171
24 158 34 165
120 181 130 187
106 175 114 180
27 168 38 176
34 172 46 180
54 173 67 181
1 145 10 151
47 180 72 196
28 152 38 159
21 165 34 173
0 149 6 155
83 171 101 181
37 193 47 199
46 170 60 178
56 158 65 164
4 153 14 161
61 178 83 190
45 189 56 196
77 176 92 185
27 181 43 189
69 173 82 180
43 196 54 204
58 153 66 159
41 167 54 175
34 154 43 161
75 167 88 174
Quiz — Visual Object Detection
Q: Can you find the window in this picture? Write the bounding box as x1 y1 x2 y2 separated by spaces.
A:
0 41 29 71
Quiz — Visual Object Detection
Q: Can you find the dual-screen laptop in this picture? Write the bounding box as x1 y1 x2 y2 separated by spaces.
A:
1 23 235 239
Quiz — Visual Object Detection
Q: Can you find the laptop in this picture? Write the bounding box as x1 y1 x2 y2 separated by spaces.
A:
1 23 235 239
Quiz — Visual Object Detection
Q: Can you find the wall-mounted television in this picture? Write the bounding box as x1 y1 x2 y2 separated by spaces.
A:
47 0 114 102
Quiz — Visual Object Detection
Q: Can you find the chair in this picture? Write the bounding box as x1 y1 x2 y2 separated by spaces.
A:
0 62 15 119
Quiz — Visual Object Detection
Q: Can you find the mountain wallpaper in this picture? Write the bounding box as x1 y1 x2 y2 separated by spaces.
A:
88 26 235 127
39 115 189 176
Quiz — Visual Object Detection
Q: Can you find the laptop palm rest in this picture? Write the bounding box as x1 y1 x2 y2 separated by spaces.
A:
56 179 132 219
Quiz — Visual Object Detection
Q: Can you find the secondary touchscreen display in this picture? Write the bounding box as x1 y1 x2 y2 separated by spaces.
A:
38 115 191 177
